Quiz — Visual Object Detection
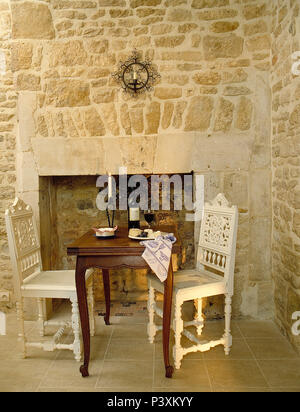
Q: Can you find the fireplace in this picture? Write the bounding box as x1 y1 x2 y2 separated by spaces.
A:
15 90 273 322
39 174 195 304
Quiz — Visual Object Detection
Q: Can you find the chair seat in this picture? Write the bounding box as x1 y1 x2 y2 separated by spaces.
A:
21 269 93 298
147 268 225 299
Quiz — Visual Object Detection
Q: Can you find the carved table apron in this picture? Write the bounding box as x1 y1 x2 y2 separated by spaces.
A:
67 226 181 379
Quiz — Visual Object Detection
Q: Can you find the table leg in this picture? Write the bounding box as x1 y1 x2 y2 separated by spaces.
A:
75 257 90 377
102 269 111 325
163 260 174 378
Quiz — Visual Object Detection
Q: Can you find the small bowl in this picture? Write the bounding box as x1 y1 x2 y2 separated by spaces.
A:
92 226 117 238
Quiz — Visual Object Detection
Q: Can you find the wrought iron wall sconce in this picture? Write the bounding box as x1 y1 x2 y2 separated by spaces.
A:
112 50 160 96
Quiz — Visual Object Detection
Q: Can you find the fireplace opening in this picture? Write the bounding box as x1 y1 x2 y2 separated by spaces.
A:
39 175 195 309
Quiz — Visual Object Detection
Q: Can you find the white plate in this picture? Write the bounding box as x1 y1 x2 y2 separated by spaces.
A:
129 234 156 240
128 232 167 241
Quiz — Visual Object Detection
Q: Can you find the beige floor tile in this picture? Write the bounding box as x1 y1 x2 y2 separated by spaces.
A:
0 378 42 392
94 319 115 338
236 321 283 338
153 387 211 392
2 312 300 392
38 359 102 390
154 327 245 362
153 359 211 390
202 339 254 360
246 338 300 360
270 387 300 392
199 320 242 339
90 336 112 360
205 360 269 389
39 386 152 393
105 338 154 361
0 358 54 392
151 319 241 341
0 328 67 361
111 323 148 340
212 385 271 392
114 316 147 325
5 313 29 337
95 386 154 392
154 338 205 362
55 336 110 362
150 329 175 344
37 387 101 392
96 360 153 388
258 360 300 388
154 341 184 361
0 336 21 360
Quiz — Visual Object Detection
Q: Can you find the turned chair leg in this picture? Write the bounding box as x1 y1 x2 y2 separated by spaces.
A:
147 283 157 344
37 298 46 337
16 299 27 359
173 295 184 370
71 296 81 362
194 298 204 336
224 294 232 355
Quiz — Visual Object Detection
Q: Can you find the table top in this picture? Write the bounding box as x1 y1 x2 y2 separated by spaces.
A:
67 225 181 256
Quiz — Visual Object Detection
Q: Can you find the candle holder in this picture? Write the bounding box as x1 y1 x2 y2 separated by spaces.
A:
106 206 115 228
112 49 160 97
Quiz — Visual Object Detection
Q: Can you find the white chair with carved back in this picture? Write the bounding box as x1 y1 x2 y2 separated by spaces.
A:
147 193 238 369
5 198 95 361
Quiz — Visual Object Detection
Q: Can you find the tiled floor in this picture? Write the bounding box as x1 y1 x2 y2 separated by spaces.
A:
0 305 300 392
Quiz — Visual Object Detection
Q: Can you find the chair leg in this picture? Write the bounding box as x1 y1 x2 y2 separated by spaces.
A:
37 298 45 337
147 282 157 344
224 294 232 356
173 295 184 369
194 298 204 335
87 280 95 337
102 269 111 326
70 296 81 362
16 299 27 359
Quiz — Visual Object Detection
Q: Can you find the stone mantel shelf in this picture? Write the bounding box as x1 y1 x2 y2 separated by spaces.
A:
31 132 253 176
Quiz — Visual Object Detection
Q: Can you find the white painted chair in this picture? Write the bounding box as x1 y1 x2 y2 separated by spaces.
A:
5 197 95 361
0 311 6 335
147 193 238 369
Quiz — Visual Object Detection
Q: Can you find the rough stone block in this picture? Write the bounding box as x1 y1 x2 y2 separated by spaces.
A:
11 42 33 72
16 73 41 91
235 96 253 130
184 96 213 131
11 2 55 39
214 97 234 132
50 41 87 66
145 102 161 134
46 79 90 107
193 70 221 85
210 21 239 33
203 34 244 60
84 107 106 136
250 169 271 217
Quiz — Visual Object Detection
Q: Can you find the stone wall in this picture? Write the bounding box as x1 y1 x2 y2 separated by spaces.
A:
0 1 17 311
0 0 275 320
271 0 300 352
22 0 273 140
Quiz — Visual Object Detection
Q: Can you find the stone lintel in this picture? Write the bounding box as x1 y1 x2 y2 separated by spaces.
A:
31 132 253 176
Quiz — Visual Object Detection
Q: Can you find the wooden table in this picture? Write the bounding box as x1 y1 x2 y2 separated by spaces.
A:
67 226 181 378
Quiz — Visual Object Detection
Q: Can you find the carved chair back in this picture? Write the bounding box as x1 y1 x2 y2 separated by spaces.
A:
5 198 42 300
196 193 238 295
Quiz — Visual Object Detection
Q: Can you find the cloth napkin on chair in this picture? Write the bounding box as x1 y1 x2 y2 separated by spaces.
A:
140 234 176 282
